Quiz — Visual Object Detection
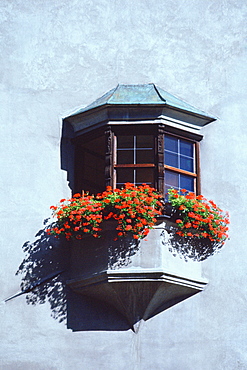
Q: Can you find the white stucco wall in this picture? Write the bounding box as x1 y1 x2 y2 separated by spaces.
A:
0 0 246 369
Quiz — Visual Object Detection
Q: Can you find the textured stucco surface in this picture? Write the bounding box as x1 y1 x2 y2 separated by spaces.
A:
0 0 247 369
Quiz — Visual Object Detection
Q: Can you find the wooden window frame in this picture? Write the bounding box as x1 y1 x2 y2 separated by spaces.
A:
164 133 201 195
112 128 157 189
111 128 201 196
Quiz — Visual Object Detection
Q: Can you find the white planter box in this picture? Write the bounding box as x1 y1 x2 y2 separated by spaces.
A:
67 219 207 330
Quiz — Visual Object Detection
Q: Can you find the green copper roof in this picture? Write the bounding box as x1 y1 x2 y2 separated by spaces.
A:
72 84 213 119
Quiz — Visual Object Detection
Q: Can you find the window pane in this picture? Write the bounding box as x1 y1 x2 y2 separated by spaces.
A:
136 168 154 185
117 150 133 164
117 135 154 164
180 175 194 192
165 185 175 197
118 136 133 148
165 152 178 167
164 135 196 197
136 149 153 163
180 156 194 172
165 170 179 188
180 140 193 157
116 168 134 186
136 135 153 148
165 136 178 152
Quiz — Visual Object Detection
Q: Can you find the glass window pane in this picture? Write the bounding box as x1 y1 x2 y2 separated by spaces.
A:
136 149 153 163
164 185 180 200
116 168 134 186
165 170 179 188
136 135 153 148
136 168 154 185
165 152 178 167
180 175 194 192
165 185 172 196
118 136 133 148
180 140 193 157
165 136 178 152
180 156 194 172
117 150 133 164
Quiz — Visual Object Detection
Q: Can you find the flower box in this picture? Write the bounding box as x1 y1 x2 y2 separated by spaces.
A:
48 184 229 330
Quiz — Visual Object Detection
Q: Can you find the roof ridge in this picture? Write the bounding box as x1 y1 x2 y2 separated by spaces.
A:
106 84 119 103
153 84 166 103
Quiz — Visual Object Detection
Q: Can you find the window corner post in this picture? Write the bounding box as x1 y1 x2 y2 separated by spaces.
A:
156 125 164 193
105 127 114 188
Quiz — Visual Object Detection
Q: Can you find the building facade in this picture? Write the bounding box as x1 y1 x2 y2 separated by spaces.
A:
1 1 247 369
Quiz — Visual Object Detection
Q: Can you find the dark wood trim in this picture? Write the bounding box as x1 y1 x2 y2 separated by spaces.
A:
195 141 201 194
105 128 114 188
156 126 165 193
164 125 203 142
83 147 105 160
164 131 200 144
114 164 155 168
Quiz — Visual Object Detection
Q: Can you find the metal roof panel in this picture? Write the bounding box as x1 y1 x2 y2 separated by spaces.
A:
70 84 215 120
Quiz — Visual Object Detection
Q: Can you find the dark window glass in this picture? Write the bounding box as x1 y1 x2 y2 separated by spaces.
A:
164 170 194 194
180 140 193 157
164 134 195 193
117 150 133 164
165 152 178 167
117 135 153 165
180 175 194 192
180 156 193 172
165 135 194 172
165 170 179 188
136 135 153 148
136 168 154 185
165 136 178 152
116 168 154 187
136 149 153 163
116 168 134 186
118 136 133 148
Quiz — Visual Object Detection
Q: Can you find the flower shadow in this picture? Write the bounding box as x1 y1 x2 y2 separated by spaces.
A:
108 233 140 269
16 219 70 323
165 222 224 262
16 220 137 331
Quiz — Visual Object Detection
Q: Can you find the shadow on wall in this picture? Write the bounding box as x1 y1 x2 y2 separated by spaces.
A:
16 220 68 323
16 220 131 331
15 120 131 331
163 228 224 262
60 120 75 192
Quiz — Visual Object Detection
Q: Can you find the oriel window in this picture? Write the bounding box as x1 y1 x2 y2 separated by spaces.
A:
66 84 212 198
